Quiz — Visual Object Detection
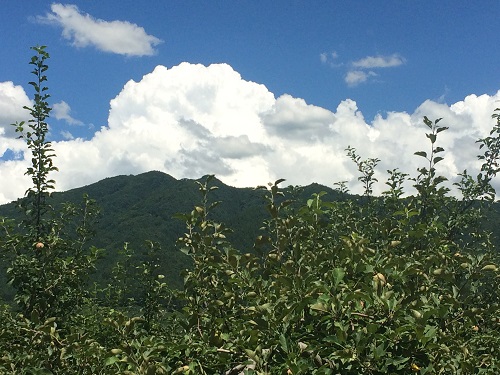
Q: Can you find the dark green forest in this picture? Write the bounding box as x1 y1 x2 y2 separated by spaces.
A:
0 46 499 374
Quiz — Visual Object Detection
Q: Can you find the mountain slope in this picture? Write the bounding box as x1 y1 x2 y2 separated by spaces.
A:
0 171 340 292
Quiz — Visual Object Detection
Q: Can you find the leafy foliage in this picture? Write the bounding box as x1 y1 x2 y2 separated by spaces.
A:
0 47 499 374
13 46 58 240
1 46 100 323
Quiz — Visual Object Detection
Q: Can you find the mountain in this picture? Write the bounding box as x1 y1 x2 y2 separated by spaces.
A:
0 171 340 294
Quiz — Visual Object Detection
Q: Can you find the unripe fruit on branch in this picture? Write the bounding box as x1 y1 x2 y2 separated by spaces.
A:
376 273 386 284
481 264 498 272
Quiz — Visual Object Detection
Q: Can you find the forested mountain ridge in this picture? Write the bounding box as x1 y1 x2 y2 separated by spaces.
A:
0 171 342 291
2 170 297 249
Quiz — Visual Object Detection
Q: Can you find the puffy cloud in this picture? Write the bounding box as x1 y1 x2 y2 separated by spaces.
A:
345 70 377 86
261 94 336 140
213 135 270 159
60 130 74 140
0 81 32 138
0 81 31 201
329 53 406 86
352 54 406 69
0 63 499 205
321 52 404 85
53 101 84 126
0 158 29 204
37 3 162 56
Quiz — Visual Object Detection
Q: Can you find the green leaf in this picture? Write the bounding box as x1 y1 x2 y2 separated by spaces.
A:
275 178 286 186
414 151 427 158
104 356 120 366
279 334 289 353
332 267 345 286
373 343 385 359
423 116 432 128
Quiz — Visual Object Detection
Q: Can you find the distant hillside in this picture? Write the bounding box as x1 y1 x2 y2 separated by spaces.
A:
0 171 341 294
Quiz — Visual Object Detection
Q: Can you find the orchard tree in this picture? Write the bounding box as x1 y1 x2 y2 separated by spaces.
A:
2 46 100 322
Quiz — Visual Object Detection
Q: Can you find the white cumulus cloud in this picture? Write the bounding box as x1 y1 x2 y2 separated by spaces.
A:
261 94 336 140
343 53 406 86
322 52 404 86
345 70 377 87
0 81 32 137
53 100 83 125
0 64 499 205
37 3 162 56
60 130 74 140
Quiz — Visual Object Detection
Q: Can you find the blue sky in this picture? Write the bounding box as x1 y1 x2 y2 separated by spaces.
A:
0 1 499 203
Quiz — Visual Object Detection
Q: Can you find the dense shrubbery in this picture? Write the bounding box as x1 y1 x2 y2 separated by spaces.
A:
0 47 499 374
